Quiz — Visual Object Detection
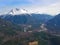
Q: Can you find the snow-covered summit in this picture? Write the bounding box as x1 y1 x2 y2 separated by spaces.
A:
8 8 29 15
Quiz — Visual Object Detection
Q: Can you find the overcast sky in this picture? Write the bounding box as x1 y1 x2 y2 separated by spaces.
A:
0 0 60 15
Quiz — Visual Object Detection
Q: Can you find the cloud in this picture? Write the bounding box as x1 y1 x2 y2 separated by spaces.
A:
34 3 60 15
27 0 60 6
24 2 60 15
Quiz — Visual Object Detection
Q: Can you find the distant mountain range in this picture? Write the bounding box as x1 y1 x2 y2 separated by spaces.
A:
0 8 53 25
0 8 53 30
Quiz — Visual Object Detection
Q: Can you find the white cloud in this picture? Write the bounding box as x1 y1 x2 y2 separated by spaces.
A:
27 3 60 16
40 3 60 15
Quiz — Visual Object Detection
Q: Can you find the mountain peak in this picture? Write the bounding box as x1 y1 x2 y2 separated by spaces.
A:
8 8 28 15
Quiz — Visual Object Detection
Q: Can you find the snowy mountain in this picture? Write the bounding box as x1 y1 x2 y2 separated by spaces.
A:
7 8 31 15
0 8 53 26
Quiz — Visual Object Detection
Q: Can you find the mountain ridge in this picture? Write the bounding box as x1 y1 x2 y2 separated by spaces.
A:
45 14 60 34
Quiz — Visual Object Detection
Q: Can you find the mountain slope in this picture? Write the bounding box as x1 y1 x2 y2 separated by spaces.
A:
0 14 53 25
0 18 22 35
45 14 60 34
